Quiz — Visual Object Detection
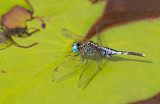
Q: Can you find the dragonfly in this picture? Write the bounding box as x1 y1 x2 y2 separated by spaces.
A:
52 29 145 88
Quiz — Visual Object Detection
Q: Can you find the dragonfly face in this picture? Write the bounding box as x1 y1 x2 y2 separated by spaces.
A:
72 43 79 53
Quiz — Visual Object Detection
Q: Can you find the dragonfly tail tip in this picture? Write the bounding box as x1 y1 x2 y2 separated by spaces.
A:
142 54 145 57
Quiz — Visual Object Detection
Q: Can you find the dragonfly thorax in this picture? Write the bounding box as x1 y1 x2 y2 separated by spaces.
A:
78 41 100 54
72 41 100 54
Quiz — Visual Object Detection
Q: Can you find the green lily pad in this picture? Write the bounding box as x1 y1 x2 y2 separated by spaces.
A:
0 0 160 104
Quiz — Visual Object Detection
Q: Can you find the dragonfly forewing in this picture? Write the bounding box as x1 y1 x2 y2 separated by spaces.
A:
52 54 83 82
62 29 88 43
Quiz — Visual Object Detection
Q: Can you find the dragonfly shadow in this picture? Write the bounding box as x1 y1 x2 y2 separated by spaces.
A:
108 56 153 63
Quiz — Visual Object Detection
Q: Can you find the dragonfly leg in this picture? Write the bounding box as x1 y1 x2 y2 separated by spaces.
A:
65 53 80 58
74 53 81 57
84 54 102 70
96 58 102 70
85 60 88 65
107 54 111 57
65 54 72 57
94 55 102 70
76 54 84 67
67 50 73 53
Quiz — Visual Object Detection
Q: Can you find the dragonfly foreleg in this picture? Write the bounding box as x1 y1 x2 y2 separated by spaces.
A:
67 50 73 54
76 54 84 67
65 52 80 57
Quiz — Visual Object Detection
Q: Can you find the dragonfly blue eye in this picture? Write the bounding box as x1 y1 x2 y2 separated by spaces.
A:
72 43 79 53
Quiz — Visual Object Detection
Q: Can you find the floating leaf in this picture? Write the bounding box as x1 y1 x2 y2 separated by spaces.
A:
0 0 160 104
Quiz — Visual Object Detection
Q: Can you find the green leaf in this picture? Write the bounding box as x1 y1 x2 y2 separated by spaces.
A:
0 0 160 104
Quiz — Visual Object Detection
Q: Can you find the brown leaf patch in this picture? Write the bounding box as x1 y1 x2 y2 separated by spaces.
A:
1 5 32 29
85 0 160 40
129 93 160 104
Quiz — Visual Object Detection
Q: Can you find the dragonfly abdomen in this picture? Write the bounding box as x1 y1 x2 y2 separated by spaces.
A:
123 52 145 57
100 47 117 57
100 47 145 57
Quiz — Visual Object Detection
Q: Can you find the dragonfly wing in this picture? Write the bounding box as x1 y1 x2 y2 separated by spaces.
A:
78 53 106 88
0 31 13 50
52 54 82 82
62 29 88 43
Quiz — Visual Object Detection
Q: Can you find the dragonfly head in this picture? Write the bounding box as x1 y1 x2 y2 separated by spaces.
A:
72 42 79 53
